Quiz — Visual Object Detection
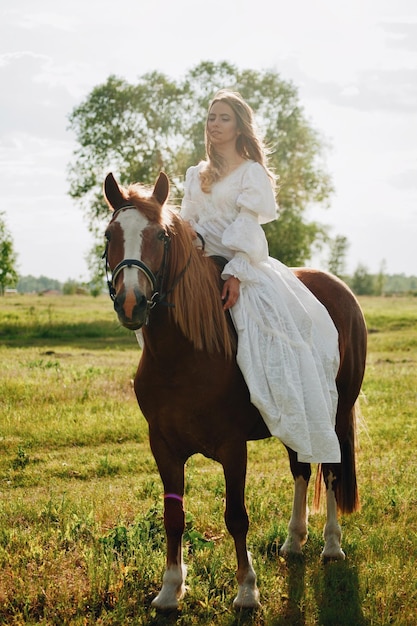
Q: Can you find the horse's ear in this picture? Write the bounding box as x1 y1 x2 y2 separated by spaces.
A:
104 172 125 211
153 172 169 206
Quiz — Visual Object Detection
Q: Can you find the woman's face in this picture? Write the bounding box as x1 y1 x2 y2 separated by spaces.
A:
207 101 240 149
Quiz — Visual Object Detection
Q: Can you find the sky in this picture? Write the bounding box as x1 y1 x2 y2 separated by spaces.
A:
1 0 416 282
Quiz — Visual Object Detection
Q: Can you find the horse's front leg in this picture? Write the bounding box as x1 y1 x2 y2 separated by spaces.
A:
149 432 187 610
221 443 260 609
280 449 311 556
321 465 345 560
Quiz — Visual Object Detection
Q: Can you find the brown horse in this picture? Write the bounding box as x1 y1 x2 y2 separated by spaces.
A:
103 171 367 610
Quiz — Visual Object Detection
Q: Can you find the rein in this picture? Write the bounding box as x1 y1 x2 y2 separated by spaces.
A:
103 205 191 318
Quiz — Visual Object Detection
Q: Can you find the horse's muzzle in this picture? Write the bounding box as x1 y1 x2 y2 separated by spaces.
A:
113 288 148 330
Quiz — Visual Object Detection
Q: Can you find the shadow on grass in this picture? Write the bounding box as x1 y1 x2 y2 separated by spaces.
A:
140 608 263 626
267 553 368 626
281 555 307 625
314 558 369 626
140 609 182 626
81 554 369 626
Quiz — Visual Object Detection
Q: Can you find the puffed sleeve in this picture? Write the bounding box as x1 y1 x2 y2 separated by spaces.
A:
221 163 277 284
181 166 199 223
237 162 277 224
221 210 269 283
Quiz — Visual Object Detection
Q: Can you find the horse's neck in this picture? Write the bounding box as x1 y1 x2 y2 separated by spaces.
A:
142 308 187 358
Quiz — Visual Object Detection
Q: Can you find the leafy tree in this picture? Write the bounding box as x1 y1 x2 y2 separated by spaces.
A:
86 243 107 296
0 212 18 295
374 259 387 296
265 210 327 268
350 263 375 295
68 73 184 237
62 280 77 295
327 235 349 278
68 61 334 276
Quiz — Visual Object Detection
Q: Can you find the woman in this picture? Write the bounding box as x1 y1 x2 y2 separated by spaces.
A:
181 89 341 464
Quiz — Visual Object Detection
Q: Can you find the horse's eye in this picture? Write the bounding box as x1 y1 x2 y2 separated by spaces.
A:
157 230 166 241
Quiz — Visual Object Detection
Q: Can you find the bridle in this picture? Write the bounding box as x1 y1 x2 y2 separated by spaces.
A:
102 204 190 318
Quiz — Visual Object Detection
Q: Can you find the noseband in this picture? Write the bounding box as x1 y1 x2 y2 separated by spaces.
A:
106 256 161 310
103 205 190 318
110 257 157 295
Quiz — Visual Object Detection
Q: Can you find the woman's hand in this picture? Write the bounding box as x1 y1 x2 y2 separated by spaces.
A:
222 276 240 311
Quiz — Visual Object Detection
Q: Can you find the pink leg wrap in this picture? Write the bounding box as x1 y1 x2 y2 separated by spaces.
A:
164 493 183 503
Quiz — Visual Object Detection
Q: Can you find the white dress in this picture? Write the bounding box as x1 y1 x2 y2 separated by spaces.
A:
181 160 341 463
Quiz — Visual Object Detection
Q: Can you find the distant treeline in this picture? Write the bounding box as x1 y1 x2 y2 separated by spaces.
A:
384 274 417 294
347 271 417 296
15 272 417 297
16 275 89 295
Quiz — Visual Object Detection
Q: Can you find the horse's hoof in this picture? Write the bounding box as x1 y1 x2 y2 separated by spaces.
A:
151 594 182 611
279 545 302 557
321 548 346 562
233 587 261 610
233 598 261 610
279 537 305 556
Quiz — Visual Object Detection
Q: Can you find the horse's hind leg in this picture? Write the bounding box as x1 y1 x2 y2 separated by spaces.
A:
317 402 360 560
221 443 260 609
320 465 345 560
280 449 311 556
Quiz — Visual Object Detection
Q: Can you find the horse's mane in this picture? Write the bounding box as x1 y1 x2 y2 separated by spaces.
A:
126 183 236 359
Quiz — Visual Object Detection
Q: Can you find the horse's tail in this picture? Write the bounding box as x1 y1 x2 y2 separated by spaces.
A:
313 401 360 514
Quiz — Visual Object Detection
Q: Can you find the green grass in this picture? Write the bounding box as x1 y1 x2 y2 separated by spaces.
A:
0 293 416 624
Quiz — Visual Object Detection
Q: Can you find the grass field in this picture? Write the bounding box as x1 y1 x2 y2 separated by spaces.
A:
0 293 416 625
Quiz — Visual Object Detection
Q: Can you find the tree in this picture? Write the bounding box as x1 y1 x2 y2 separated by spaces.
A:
327 235 349 278
350 263 375 295
0 212 18 295
68 61 334 274
374 259 387 296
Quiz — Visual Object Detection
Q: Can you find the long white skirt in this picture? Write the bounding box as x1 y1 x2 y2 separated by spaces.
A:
230 258 341 464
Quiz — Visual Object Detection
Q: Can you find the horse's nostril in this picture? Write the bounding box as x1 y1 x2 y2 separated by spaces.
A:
113 296 123 314
113 290 148 327
138 294 147 309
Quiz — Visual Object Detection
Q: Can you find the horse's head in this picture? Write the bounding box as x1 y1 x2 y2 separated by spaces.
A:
103 172 170 330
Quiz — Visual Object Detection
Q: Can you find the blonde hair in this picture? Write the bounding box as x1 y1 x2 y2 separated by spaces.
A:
200 89 276 193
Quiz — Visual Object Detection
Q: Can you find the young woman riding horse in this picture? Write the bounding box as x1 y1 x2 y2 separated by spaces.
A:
103 166 366 610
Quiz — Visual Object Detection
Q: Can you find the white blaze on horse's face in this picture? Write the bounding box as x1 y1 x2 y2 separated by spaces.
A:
115 210 147 277
113 209 151 322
